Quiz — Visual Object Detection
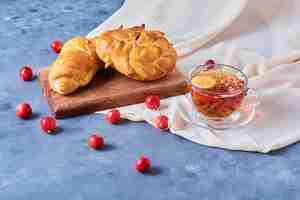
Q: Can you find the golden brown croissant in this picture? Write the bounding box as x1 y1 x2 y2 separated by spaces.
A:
48 36 103 95
95 25 177 81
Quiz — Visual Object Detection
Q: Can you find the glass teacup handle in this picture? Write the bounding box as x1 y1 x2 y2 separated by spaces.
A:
245 88 260 108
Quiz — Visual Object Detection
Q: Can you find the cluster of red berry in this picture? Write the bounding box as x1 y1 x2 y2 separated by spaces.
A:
145 95 169 130
16 40 171 173
17 40 64 133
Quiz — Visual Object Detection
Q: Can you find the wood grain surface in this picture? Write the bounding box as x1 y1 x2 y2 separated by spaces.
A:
38 69 188 118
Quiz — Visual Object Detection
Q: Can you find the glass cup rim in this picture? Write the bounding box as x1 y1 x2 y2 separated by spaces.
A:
188 64 249 97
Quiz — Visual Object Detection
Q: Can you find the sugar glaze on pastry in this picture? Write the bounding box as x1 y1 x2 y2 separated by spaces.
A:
48 36 103 95
95 25 177 81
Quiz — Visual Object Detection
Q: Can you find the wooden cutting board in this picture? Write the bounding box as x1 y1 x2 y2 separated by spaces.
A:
38 69 188 118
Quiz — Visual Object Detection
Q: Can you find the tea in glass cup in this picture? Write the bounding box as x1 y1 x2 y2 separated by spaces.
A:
190 64 248 120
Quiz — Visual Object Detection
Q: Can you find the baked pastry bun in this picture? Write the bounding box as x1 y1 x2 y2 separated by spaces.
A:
95 25 177 81
48 36 103 95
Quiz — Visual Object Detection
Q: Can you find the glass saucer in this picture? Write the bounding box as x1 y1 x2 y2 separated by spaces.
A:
186 93 260 130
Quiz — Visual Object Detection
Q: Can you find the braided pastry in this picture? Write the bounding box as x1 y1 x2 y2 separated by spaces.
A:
95 25 177 81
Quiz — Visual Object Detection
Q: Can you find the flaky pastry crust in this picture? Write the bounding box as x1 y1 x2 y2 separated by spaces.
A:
48 36 103 95
95 25 177 81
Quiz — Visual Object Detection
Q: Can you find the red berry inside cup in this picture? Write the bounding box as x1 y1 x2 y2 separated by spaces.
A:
154 115 169 130
40 116 57 134
135 156 151 173
16 102 32 119
145 95 160 110
205 59 216 69
106 109 121 124
88 134 104 150
19 66 33 81
50 40 63 54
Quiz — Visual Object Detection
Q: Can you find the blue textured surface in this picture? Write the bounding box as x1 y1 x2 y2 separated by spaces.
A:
1 0 300 199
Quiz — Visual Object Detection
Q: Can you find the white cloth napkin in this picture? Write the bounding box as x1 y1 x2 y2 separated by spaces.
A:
89 0 300 152
87 0 248 57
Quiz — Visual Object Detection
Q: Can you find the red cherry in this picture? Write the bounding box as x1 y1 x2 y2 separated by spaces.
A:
145 95 160 110
106 109 121 124
205 59 216 69
40 116 57 134
154 115 169 130
205 59 215 65
88 134 104 150
50 40 63 53
16 102 32 119
19 66 33 81
135 156 151 173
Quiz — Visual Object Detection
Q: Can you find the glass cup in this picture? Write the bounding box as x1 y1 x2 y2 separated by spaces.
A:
188 64 259 129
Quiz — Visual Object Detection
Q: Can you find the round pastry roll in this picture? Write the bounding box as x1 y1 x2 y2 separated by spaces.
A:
95 25 177 81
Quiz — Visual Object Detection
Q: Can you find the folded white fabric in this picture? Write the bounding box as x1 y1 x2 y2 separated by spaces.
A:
87 0 248 57
95 44 300 153
90 0 300 152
